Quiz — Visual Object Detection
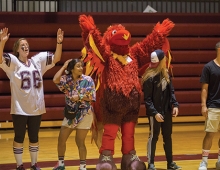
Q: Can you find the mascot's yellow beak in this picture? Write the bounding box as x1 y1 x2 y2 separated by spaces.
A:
110 30 131 45
123 33 130 40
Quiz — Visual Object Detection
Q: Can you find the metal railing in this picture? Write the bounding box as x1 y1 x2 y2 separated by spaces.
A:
0 0 220 13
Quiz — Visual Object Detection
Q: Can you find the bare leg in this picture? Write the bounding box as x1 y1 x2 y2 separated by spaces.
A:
75 129 89 160
218 138 220 148
200 132 216 164
57 126 74 156
13 141 23 147
217 138 220 163
202 132 216 150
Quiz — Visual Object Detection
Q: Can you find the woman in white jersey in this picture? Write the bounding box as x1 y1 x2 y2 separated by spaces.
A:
0 27 64 170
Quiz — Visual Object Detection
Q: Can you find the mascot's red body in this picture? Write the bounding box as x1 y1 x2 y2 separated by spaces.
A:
79 15 174 170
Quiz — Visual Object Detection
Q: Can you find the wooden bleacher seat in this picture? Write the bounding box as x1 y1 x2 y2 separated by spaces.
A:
3 36 215 52
171 51 215 64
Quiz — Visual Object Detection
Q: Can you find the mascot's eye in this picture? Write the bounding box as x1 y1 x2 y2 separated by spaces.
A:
112 30 117 35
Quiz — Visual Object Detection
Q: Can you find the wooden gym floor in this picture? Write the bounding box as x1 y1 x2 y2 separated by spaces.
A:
0 119 220 170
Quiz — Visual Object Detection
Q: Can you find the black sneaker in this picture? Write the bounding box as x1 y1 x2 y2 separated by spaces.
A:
30 163 41 170
148 163 156 170
16 164 25 170
167 162 182 170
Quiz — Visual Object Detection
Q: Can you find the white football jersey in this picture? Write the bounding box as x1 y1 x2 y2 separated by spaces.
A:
0 52 55 116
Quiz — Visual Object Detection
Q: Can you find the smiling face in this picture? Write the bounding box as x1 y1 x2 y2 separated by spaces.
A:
72 61 84 77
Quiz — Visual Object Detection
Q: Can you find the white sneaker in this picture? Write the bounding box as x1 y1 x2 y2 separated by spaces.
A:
198 161 207 170
79 165 87 170
216 161 220 170
79 168 86 170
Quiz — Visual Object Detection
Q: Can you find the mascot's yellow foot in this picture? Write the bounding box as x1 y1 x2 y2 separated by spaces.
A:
96 150 117 170
121 150 146 170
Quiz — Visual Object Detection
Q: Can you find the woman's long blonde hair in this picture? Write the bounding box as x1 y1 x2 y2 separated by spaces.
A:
142 57 170 86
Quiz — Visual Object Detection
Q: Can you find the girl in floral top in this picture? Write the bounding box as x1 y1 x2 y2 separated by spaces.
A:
53 58 96 170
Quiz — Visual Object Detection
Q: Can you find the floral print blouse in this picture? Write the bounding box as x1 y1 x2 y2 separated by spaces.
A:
56 74 96 126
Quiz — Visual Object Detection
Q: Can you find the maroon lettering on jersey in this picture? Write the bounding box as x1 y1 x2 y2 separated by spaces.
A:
3 53 11 67
20 70 42 90
46 52 53 65
20 71 31 90
33 70 42 88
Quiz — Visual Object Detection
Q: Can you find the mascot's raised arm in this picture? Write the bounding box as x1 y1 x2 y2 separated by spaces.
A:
79 14 175 170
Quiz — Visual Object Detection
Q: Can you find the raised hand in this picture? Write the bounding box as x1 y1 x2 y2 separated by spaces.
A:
0 27 10 43
57 28 64 44
63 59 72 69
79 14 96 32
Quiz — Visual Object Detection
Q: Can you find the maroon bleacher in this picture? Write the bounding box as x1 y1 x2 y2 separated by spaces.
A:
0 12 219 121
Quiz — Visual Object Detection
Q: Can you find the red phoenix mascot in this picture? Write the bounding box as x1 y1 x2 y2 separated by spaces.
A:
79 15 174 170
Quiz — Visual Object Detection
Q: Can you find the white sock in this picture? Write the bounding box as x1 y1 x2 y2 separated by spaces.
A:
29 145 39 166
80 160 86 169
202 149 210 163
13 147 23 166
58 156 64 166
80 164 86 169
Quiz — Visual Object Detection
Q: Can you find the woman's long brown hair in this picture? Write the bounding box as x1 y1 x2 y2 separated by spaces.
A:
12 38 28 58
